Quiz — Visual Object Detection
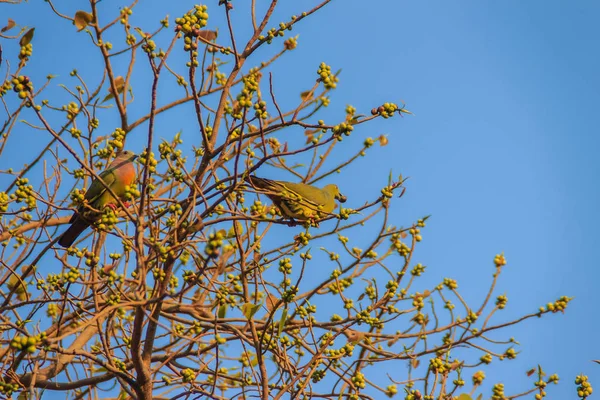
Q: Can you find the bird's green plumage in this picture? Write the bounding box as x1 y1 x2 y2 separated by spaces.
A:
59 151 137 248
84 168 118 209
246 176 346 221
84 162 130 212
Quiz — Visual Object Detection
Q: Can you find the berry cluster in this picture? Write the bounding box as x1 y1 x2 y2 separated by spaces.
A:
175 5 209 67
11 76 33 100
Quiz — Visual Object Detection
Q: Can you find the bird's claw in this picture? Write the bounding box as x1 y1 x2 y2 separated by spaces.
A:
105 201 130 211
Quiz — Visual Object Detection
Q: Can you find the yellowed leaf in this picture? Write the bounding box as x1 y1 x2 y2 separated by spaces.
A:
19 28 34 47
74 11 94 31
1 19 16 33
102 76 134 103
300 90 313 101
241 302 261 320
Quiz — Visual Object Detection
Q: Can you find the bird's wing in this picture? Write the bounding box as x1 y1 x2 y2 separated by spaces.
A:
247 176 334 219
84 168 117 205
280 182 331 209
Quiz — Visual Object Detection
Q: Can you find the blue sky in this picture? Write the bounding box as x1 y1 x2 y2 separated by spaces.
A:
332 0 600 396
2 0 599 397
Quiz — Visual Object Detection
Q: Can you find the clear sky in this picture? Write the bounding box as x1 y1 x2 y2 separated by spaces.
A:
2 0 599 398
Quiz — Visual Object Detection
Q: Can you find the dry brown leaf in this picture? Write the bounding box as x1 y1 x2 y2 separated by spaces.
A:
450 360 463 371
197 30 218 42
304 128 318 145
1 19 16 33
108 76 125 95
264 292 278 312
343 329 365 344
378 134 389 146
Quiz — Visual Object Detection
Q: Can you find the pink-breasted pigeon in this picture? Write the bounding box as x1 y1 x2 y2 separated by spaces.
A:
58 151 137 248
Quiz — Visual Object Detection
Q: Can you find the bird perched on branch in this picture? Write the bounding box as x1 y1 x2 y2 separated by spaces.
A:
245 175 346 223
58 151 138 248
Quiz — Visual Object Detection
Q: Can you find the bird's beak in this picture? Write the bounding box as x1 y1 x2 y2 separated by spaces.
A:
336 193 347 203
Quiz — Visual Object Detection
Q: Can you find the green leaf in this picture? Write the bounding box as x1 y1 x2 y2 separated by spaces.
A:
278 309 288 336
19 28 34 47
476 395 483 400
217 304 227 318
74 11 94 31
241 302 261 320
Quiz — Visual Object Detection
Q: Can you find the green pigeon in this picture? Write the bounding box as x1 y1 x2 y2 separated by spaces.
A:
245 176 346 221
58 151 138 248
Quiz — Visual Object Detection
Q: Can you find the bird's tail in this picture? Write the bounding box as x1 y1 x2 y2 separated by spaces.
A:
245 175 276 191
58 216 90 248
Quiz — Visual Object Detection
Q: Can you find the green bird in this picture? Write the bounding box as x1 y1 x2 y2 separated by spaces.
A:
58 151 138 248
245 176 346 222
